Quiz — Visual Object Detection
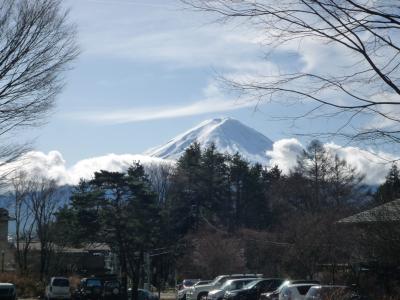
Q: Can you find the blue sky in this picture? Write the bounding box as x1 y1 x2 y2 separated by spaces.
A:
14 0 398 185
23 0 304 165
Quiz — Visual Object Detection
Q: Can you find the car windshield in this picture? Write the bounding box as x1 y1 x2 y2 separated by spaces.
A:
195 281 209 286
221 279 253 291
210 276 224 286
87 279 102 287
53 279 69 287
105 281 119 289
275 280 291 292
242 280 260 290
183 280 198 287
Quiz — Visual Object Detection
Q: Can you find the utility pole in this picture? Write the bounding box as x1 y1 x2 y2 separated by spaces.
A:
144 252 151 290
1 250 4 272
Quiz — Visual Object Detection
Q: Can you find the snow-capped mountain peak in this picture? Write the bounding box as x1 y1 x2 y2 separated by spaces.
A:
145 117 273 164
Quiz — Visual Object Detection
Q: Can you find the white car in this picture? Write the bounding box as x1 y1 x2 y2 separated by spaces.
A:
207 278 257 300
279 284 318 300
45 277 71 300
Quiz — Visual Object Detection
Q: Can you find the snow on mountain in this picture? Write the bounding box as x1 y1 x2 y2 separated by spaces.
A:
145 117 273 164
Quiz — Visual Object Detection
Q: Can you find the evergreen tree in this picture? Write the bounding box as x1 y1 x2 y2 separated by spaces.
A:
261 165 284 228
198 144 230 228
375 164 400 204
228 153 251 230
242 163 267 229
64 163 161 300
167 143 202 235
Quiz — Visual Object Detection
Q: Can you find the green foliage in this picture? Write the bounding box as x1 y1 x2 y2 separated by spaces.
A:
166 143 286 236
56 162 161 297
375 164 400 204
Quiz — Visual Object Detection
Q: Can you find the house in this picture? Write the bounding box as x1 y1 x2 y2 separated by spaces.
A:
339 199 400 224
0 208 16 271
14 241 118 276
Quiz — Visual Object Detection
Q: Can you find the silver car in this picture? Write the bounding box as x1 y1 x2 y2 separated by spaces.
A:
207 279 258 300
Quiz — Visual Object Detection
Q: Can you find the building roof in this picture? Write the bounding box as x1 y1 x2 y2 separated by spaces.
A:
339 199 400 224
14 241 110 253
0 209 14 221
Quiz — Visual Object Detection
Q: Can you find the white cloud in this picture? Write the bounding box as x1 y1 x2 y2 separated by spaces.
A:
266 138 397 185
266 138 303 174
5 151 173 186
325 143 396 185
4 137 397 187
66 96 257 124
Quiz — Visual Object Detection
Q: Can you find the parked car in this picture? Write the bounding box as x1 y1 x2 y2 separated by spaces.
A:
304 285 366 300
73 277 103 300
261 280 320 300
102 280 122 300
178 280 201 291
223 279 285 300
196 281 212 286
178 281 212 300
177 280 201 300
207 278 258 300
279 283 319 300
73 276 123 300
45 277 71 300
0 283 16 300
187 274 263 300
128 288 158 300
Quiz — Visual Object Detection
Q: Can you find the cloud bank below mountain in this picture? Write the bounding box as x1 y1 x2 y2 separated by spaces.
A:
267 139 396 185
5 139 396 186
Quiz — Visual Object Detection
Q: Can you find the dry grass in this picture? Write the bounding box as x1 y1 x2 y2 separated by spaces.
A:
0 273 44 298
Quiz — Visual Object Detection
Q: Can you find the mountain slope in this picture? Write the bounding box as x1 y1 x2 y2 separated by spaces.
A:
145 117 273 164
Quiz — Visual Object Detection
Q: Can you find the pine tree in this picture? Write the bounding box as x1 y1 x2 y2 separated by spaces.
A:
228 153 250 230
375 164 400 204
198 144 230 228
66 163 161 300
167 143 202 235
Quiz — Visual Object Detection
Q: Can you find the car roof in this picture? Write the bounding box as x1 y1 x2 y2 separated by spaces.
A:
286 283 319 287
310 285 349 289
225 278 258 283
0 283 14 287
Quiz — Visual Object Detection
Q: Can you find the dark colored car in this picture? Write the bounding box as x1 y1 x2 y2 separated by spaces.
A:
0 284 16 300
73 277 122 300
103 281 122 300
260 280 320 300
128 288 158 300
223 279 284 300
305 285 368 300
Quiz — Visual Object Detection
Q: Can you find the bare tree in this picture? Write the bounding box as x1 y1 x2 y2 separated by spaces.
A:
146 162 174 207
178 229 247 278
27 176 61 281
183 0 400 147
0 0 78 180
10 171 35 274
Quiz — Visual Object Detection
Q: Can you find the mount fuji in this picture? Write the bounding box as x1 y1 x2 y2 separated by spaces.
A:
145 117 273 164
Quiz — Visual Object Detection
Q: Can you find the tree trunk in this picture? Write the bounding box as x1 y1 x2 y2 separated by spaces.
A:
120 250 128 300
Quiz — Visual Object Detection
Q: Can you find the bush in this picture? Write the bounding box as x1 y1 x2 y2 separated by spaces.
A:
0 273 44 298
